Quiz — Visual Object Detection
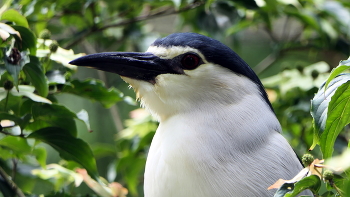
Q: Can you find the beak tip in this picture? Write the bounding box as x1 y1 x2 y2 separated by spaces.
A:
69 57 84 66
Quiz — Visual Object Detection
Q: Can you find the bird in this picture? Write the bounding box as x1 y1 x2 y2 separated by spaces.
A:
70 32 309 197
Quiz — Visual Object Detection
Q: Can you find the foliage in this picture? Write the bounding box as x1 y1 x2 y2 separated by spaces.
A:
0 0 349 196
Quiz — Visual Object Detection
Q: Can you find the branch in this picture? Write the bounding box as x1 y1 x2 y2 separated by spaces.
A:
254 52 279 75
0 166 25 197
64 2 205 48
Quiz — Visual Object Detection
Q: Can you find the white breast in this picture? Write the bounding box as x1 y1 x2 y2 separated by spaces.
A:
144 95 304 197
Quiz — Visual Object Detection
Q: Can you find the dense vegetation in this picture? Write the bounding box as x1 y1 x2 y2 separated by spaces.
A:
0 0 349 196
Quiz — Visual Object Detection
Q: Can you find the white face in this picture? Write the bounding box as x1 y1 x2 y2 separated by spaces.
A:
122 46 264 121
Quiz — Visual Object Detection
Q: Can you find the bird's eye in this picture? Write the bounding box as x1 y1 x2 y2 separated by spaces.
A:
181 54 200 70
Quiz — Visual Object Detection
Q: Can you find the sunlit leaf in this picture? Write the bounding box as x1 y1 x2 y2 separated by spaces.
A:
0 136 31 155
62 79 123 108
36 39 83 70
284 175 321 197
310 74 350 153
321 79 350 158
32 163 84 190
23 56 48 97
324 58 350 90
0 9 29 28
0 85 51 104
28 127 99 181
0 23 20 40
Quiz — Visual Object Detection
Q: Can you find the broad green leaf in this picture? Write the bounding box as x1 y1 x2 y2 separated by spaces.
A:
23 56 48 97
0 9 29 28
0 136 31 154
310 74 350 150
30 103 77 136
320 79 350 158
284 175 321 197
12 26 36 55
62 79 123 108
28 127 99 181
324 58 350 90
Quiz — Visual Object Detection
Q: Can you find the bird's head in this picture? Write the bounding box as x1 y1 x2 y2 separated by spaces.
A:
70 33 273 121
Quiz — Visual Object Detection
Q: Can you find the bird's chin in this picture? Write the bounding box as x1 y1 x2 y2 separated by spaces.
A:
120 76 153 101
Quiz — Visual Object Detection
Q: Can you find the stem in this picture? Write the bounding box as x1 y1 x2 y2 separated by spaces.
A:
0 166 25 197
11 159 17 180
4 90 10 111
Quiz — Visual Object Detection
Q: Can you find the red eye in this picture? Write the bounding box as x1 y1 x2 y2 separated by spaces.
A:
181 54 200 70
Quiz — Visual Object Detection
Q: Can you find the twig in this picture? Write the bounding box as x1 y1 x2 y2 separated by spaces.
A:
254 52 279 74
0 166 25 197
264 26 279 44
64 2 205 48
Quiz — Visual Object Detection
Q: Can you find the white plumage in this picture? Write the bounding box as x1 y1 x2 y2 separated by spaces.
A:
122 48 304 196
70 33 311 197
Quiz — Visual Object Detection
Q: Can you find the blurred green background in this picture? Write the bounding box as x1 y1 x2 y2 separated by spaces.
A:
0 0 349 196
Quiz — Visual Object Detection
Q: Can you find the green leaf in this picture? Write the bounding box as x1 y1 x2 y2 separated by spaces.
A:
0 85 51 104
0 136 31 154
28 127 99 181
11 26 37 55
284 175 321 197
324 58 350 90
310 74 350 150
320 79 350 158
23 56 48 97
30 103 78 136
62 79 123 108
343 179 350 197
0 9 29 28
273 182 294 197
33 146 47 168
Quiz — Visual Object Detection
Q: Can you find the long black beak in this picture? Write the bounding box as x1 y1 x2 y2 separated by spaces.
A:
69 52 182 82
